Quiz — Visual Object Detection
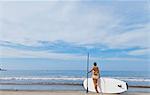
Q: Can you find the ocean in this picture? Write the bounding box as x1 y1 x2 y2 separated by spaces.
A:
0 70 150 92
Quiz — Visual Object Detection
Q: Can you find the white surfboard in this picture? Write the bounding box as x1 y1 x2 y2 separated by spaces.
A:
83 77 128 93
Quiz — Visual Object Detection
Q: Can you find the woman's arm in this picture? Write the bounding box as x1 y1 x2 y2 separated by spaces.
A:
88 68 93 73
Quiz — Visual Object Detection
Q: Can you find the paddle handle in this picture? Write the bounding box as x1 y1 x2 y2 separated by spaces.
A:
86 53 89 93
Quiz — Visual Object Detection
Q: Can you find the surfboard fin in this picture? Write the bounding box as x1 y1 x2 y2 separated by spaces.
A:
126 83 128 90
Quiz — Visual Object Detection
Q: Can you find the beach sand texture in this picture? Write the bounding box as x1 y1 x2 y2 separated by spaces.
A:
0 91 150 95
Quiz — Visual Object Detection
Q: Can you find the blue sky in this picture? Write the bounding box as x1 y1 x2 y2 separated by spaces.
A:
0 0 149 71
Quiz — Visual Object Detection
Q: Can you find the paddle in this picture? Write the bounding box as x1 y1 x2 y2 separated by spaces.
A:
86 53 89 93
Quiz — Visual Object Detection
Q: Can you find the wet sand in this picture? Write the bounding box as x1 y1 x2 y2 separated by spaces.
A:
0 90 150 95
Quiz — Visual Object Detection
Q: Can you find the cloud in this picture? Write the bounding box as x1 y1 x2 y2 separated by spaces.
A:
0 40 148 63
0 1 119 45
104 23 150 49
128 48 150 56
0 1 149 59
0 46 85 60
1 45 146 62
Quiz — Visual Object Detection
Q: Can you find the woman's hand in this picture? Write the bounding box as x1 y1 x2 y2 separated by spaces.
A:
88 70 92 73
88 69 92 73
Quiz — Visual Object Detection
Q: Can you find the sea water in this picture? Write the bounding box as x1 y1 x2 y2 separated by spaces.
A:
0 70 150 92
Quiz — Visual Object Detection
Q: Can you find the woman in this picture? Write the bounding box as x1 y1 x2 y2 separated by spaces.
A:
88 62 100 93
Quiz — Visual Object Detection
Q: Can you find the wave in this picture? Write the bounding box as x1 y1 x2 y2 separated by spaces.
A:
0 82 81 85
0 82 150 88
112 77 150 82
0 77 85 81
0 77 150 88
0 77 150 82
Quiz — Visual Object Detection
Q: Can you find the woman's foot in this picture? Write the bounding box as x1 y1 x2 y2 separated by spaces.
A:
96 90 99 93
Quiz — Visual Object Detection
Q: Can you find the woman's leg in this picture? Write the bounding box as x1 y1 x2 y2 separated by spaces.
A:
98 78 103 95
93 79 99 93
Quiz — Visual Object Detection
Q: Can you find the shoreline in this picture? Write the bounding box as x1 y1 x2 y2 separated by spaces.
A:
129 85 150 88
0 90 150 95
0 86 150 93
0 83 150 88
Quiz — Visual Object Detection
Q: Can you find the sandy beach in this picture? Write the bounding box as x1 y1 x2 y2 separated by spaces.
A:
0 90 150 95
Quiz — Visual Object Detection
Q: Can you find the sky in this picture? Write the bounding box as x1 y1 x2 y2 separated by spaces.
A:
0 0 149 71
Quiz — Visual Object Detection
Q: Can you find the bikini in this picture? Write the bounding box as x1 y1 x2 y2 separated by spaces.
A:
92 67 99 79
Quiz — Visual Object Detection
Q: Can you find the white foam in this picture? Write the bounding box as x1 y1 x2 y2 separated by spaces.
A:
0 77 85 80
0 77 150 82
112 77 150 82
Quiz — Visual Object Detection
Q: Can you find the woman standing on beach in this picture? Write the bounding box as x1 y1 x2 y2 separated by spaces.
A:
88 62 100 93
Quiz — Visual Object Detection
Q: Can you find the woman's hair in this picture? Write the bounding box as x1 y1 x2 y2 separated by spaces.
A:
93 62 97 66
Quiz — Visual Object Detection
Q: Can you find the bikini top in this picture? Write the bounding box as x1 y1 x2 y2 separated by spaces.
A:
93 66 99 76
